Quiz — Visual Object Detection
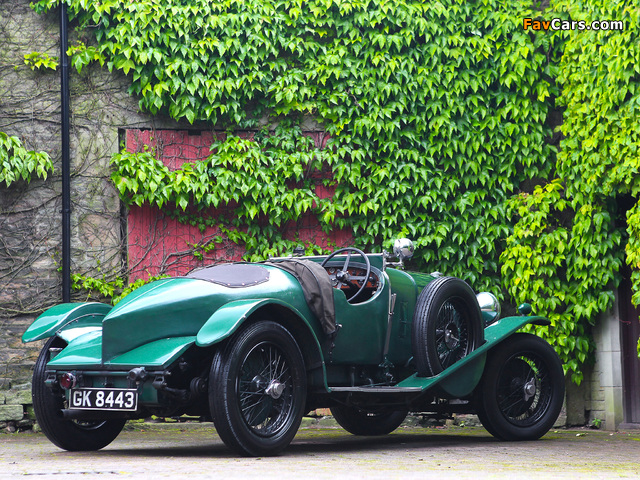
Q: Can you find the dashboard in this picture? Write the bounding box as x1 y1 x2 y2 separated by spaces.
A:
323 263 382 302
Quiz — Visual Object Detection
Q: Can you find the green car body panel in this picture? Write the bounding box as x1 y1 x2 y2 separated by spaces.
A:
21 302 112 343
100 269 319 362
29 266 325 369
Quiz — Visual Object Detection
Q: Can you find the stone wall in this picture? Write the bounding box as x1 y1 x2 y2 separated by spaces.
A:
563 295 627 431
0 382 33 432
589 299 625 430
0 2 190 394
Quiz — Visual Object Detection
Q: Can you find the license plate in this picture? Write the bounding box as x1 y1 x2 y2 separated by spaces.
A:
69 388 138 411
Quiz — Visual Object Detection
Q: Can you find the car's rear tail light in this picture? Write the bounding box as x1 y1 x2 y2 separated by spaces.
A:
59 372 77 389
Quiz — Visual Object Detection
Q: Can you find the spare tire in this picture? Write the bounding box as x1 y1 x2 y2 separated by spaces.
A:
412 276 483 377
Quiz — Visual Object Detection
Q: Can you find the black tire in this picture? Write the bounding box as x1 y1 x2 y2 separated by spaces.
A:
331 405 407 436
209 321 307 456
412 276 483 377
475 333 565 441
32 337 125 451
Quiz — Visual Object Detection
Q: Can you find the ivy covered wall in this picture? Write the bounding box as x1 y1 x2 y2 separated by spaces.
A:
503 1 640 381
123 128 353 281
1 0 639 390
32 0 557 290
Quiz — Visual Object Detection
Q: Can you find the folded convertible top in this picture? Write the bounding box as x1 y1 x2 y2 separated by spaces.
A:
264 259 337 335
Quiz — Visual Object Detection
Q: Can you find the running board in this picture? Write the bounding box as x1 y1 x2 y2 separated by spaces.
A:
328 386 422 393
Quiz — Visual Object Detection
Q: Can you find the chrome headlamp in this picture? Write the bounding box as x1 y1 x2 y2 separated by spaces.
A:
476 292 501 325
393 238 414 261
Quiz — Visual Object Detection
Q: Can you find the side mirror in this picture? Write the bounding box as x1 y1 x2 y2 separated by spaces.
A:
393 238 414 261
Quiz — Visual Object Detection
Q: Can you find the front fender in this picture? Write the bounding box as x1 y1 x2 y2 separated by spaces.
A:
395 315 552 396
195 298 316 347
22 302 112 343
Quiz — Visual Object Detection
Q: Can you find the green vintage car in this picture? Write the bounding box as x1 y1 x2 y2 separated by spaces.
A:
23 240 564 456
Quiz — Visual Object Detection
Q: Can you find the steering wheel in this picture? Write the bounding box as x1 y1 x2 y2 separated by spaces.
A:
321 247 371 303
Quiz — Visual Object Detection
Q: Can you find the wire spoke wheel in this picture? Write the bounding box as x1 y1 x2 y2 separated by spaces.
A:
434 298 473 370
475 333 564 441
412 277 483 376
496 356 551 426
237 342 294 436
210 320 306 456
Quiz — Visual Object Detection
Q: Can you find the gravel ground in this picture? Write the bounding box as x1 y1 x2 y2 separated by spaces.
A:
1 420 639 479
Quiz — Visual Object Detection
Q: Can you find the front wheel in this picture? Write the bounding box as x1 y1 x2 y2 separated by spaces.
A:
209 320 307 456
475 333 565 441
331 405 407 436
32 337 125 451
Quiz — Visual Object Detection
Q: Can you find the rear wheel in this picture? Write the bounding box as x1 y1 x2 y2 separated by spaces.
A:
412 277 483 377
475 333 565 441
331 405 407 436
32 337 125 451
209 321 307 456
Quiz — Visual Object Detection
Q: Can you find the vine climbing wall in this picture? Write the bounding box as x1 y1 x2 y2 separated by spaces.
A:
125 129 353 281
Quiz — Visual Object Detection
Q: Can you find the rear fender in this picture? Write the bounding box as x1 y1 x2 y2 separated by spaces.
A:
196 298 328 391
22 303 112 343
196 298 319 348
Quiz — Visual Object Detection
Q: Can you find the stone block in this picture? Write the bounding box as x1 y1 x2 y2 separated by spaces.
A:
0 405 24 422
589 372 605 403
11 383 32 391
1 389 32 405
604 386 624 431
17 419 33 429
590 399 605 415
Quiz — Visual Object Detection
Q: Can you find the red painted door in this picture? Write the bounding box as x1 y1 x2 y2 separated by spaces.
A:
124 129 352 281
